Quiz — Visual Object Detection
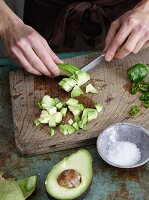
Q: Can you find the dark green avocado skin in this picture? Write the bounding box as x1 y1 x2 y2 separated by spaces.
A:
47 184 91 200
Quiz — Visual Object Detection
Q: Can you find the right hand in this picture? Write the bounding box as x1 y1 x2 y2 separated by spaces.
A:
0 21 63 76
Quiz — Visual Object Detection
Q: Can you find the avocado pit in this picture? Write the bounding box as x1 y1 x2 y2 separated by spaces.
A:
57 169 81 189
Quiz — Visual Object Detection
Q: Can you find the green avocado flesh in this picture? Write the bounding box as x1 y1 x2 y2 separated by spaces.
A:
16 176 37 199
86 84 98 94
0 175 37 200
58 64 91 92
45 149 93 200
35 63 102 136
35 95 102 136
71 85 83 98
58 64 80 77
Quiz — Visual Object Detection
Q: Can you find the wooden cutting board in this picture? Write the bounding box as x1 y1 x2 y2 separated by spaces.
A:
9 49 149 155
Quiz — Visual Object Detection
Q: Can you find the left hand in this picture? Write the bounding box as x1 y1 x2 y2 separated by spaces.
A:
104 1 149 61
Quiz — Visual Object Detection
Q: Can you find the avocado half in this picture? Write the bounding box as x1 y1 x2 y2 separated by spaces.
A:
45 149 93 200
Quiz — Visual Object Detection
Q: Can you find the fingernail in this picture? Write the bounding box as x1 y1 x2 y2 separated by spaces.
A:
105 55 112 62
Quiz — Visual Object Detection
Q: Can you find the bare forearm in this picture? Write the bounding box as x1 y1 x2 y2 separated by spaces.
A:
0 0 22 36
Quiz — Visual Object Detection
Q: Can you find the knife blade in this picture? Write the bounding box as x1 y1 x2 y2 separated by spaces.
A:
81 54 104 72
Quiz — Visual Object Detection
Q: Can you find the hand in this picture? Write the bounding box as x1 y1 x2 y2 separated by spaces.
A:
1 21 63 76
104 0 149 61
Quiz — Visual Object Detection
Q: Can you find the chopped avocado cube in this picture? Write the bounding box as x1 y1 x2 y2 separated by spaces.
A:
68 119 74 125
45 149 93 200
56 102 63 110
59 80 72 92
58 63 80 77
34 119 41 126
73 70 90 86
68 103 84 117
60 125 68 135
87 110 98 122
72 122 79 131
60 107 67 117
66 98 79 106
38 110 51 124
69 77 77 86
83 109 97 122
79 120 87 130
66 124 75 134
82 115 88 123
95 104 103 112
16 176 37 199
77 103 84 111
74 115 81 123
47 107 57 115
82 108 98 122
48 121 57 128
71 85 84 98
55 112 63 123
48 113 62 125
79 115 88 130
86 84 98 94
49 129 55 136
38 95 55 110
63 77 77 88
82 108 95 116
54 98 60 105
60 124 75 134
68 105 82 116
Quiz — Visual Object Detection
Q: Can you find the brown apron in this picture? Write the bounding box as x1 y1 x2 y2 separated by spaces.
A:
24 0 140 52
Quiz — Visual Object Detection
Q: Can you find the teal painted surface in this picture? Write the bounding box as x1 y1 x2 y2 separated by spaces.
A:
0 59 149 200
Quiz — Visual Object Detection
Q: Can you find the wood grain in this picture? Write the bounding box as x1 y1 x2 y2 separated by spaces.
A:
9 49 149 155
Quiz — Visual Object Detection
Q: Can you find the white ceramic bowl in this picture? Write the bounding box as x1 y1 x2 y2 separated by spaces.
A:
97 123 149 168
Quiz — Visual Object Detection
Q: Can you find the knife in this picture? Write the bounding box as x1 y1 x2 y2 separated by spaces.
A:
81 54 104 72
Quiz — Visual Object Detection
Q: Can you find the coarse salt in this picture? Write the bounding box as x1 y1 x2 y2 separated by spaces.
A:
107 131 141 167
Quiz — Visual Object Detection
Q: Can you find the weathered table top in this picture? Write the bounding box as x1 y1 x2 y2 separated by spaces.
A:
0 55 149 200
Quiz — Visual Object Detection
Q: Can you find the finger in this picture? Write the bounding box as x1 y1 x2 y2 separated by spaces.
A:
105 22 132 61
29 35 60 76
39 36 63 64
104 20 120 52
115 30 142 59
133 37 148 54
21 45 52 77
141 41 149 50
50 49 64 64
10 46 42 75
